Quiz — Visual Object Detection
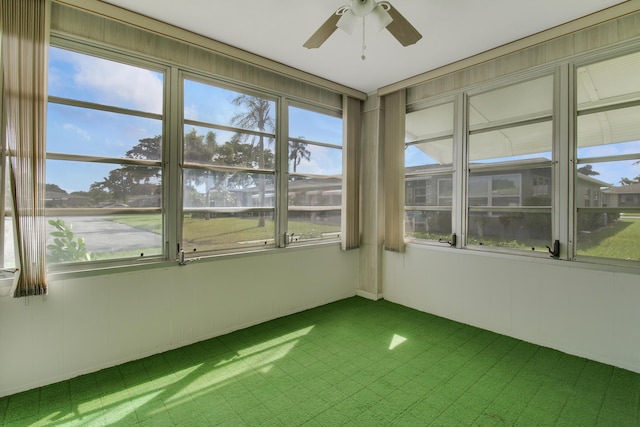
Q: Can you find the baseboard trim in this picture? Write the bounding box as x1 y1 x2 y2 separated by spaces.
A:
356 289 383 301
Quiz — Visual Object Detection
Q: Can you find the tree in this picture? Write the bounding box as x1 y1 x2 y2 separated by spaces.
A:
182 129 218 209
125 136 162 161
230 95 275 227
577 165 599 176
289 139 311 173
87 187 111 206
89 135 163 205
620 176 640 186
90 168 136 204
619 161 640 185
215 135 274 189
46 183 67 193
184 129 216 164
123 135 163 182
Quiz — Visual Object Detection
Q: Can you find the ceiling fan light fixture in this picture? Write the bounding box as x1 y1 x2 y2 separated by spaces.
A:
336 10 358 35
371 3 393 32
303 0 421 50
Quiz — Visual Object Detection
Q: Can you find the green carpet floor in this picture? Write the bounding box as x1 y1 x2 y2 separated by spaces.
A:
1 297 639 426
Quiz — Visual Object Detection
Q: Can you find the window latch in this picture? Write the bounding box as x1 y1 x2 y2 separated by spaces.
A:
439 233 456 247
546 239 560 259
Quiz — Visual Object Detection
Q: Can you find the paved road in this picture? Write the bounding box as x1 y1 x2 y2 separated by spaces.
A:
3 217 162 265
49 216 162 254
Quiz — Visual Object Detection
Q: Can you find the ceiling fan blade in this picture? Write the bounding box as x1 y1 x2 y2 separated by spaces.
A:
386 5 423 47
303 12 341 49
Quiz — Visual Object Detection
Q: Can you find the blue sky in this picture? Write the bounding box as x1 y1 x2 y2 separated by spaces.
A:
47 47 343 193
47 46 636 193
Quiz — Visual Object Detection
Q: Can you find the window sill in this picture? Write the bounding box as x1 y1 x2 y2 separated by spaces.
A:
44 240 343 281
404 240 640 275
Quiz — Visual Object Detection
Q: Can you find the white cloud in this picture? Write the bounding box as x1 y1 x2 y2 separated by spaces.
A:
73 55 163 113
184 104 199 121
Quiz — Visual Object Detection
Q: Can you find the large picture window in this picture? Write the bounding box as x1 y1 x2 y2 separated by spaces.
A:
403 46 640 268
40 40 347 271
46 46 164 265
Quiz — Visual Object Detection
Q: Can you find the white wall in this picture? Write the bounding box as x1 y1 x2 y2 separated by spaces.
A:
0 245 358 397
383 244 640 373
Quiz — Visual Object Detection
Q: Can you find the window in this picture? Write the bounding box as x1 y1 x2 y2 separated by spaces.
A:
466 75 554 250
41 40 347 271
403 46 640 267
533 176 550 197
404 101 454 241
575 51 640 262
468 174 521 208
181 77 276 253
46 46 164 265
287 105 343 244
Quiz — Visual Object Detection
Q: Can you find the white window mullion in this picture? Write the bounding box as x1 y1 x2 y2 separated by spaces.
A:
167 67 182 261
454 92 467 247
276 99 289 247
556 63 574 260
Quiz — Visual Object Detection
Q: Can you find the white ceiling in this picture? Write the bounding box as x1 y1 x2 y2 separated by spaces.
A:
99 0 627 94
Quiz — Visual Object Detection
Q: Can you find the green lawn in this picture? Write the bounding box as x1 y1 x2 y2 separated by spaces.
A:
576 217 640 261
409 217 640 261
107 214 163 234
106 214 339 253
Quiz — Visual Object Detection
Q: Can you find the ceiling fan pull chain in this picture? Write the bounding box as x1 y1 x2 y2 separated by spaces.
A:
361 17 366 60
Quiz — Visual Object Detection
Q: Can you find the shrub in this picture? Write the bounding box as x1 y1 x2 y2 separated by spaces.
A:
47 218 91 263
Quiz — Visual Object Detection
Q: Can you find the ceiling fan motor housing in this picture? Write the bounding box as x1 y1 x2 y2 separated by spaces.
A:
351 0 376 17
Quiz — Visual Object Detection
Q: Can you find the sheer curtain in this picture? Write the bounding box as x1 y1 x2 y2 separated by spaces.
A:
383 90 406 252
1 0 49 297
342 95 361 250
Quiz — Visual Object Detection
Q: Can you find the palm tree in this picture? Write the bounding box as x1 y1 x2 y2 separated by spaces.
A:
230 95 275 227
289 139 311 173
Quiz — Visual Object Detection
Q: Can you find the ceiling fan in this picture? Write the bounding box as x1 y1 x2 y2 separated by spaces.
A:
303 0 422 57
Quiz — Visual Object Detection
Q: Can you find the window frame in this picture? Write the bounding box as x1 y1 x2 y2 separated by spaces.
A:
572 48 640 266
41 36 346 274
45 38 170 271
404 96 457 245
464 73 555 254
286 100 344 246
403 42 640 269
179 72 280 255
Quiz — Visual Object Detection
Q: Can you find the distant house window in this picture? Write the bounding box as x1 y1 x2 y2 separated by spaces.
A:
584 188 592 207
437 178 452 206
621 195 639 207
533 176 550 197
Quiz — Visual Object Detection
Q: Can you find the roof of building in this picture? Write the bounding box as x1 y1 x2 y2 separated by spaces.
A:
604 182 640 194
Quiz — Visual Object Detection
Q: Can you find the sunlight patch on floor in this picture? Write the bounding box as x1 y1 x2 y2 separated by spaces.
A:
389 333 407 350
162 326 315 408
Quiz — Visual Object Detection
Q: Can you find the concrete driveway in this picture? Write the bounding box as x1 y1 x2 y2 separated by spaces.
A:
48 216 162 255
2 216 162 268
